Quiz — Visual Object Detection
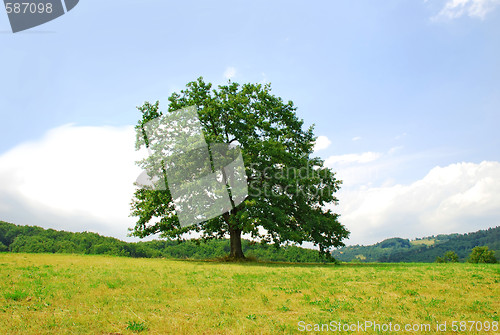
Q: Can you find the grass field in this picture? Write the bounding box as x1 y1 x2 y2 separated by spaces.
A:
0 253 498 334
410 239 436 246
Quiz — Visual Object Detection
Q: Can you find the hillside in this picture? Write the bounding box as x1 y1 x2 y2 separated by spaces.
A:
2 220 498 263
0 220 332 263
331 226 500 262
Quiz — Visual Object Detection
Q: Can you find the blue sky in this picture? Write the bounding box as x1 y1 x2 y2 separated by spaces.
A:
1 0 499 245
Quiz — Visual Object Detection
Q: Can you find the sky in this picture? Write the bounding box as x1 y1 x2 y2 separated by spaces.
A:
1 0 499 246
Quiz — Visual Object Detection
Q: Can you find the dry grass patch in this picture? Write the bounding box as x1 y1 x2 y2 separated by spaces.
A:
0 253 498 334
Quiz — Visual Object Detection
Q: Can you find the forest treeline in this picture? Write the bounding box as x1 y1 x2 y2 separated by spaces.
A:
331 226 499 262
2 221 498 263
0 221 333 263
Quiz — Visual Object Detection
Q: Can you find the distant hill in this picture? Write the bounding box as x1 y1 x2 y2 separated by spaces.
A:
331 226 499 263
0 220 333 263
2 220 498 263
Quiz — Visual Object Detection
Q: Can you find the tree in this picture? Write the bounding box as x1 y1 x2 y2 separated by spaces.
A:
130 77 349 259
467 246 497 264
436 250 459 263
10 235 54 253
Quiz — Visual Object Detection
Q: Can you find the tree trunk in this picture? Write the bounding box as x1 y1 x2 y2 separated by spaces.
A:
229 228 245 259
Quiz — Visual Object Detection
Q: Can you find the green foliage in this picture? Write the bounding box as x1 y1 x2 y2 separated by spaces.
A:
0 221 336 263
436 251 459 263
3 290 29 301
130 77 348 258
126 321 147 332
277 305 290 312
332 227 500 263
378 237 412 249
5 220 497 264
468 246 497 264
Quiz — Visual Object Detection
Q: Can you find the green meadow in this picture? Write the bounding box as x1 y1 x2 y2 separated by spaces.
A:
0 253 498 334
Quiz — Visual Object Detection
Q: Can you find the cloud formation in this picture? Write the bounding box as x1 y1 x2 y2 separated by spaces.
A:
313 135 332 152
0 124 145 240
433 0 500 20
338 161 500 245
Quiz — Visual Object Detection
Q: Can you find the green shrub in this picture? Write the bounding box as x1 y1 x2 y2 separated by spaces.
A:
467 246 497 264
436 251 459 263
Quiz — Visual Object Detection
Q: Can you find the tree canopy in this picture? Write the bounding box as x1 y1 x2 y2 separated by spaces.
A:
130 77 349 259
468 246 497 264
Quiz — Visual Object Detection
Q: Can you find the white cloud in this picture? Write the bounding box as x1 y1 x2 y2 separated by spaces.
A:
223 66 237 80
433 0 500 20
0 124 146 240
313 135 331 152
323 151 385 187
337 161 500 245
3 128 498 249
352 136 362 141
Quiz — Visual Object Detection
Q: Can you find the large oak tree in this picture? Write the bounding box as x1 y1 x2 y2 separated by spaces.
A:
130 78 349 259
